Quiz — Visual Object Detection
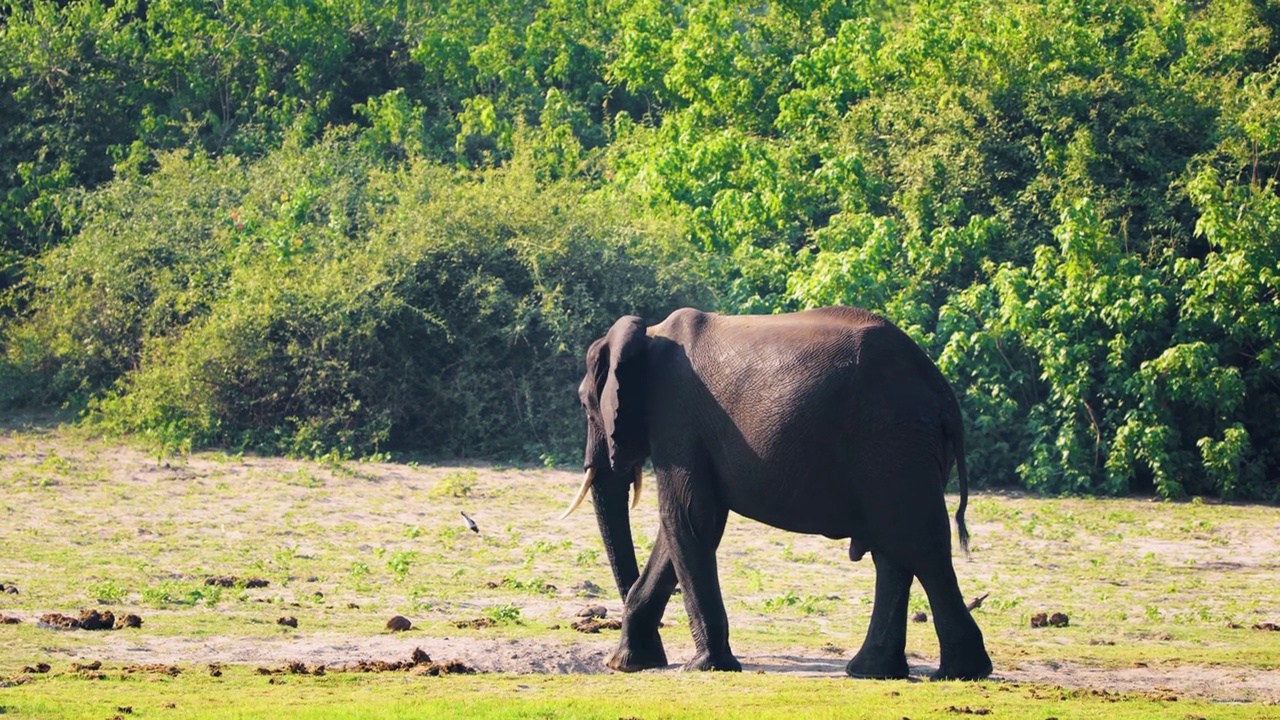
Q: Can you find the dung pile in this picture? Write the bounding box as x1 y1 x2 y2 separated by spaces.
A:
37 610 143 630
332 648 477 676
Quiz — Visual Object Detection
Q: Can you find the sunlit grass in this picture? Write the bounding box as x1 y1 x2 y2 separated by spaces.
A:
1 426 1278 717
0 667 1262 720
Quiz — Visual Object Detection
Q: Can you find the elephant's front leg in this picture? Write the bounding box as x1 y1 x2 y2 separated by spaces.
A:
661 466 739 672
607 533 677 672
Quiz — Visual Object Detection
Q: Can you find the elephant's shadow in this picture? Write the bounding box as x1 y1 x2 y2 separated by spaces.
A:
638 652 937 680
742 654 934 680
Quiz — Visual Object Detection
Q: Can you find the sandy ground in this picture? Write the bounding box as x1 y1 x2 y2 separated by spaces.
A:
73 630 1280 703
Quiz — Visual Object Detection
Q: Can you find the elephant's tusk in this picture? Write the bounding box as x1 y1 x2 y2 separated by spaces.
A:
630 466 642 510
558 468 596 520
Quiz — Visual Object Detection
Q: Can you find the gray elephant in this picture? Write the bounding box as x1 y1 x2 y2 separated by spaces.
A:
560 306 992 680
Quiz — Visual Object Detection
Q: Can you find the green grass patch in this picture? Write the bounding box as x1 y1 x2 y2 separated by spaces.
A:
0 667 1258 720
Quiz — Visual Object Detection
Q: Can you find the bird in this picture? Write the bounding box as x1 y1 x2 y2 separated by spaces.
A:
460 511 479 533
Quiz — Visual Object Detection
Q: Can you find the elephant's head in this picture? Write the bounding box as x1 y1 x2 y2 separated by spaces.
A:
560 315 649 601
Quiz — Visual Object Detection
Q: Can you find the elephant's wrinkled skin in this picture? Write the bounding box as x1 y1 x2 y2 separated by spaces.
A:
567 306 992 680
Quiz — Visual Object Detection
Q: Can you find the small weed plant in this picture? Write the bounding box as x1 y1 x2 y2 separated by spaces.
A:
484 603 523 625
87 580 128 604
431 469 477 498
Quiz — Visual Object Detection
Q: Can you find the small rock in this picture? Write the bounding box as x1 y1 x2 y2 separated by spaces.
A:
277 616 298 628
386 615 412 632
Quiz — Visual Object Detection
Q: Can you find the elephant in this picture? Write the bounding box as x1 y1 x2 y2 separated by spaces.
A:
559 306 993 680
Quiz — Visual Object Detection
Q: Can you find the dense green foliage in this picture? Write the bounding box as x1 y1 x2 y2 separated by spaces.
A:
1 0 1277 498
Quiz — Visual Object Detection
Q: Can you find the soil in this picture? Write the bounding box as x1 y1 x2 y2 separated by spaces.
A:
43 631 1273 702
2 426 1278 704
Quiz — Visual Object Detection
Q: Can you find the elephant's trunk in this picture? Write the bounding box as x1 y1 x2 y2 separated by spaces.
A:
590 469 640 602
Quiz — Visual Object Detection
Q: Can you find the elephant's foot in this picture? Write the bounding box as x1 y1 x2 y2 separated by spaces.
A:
930 648 992 681
680 650 741 672
605 633 669 673
845 647 909 680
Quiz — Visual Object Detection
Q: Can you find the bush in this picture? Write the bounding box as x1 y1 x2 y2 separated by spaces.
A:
3 0 1278 499
4 131 697 459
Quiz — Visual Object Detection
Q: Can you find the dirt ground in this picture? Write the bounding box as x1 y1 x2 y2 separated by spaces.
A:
81 630 1280 702
1 423 1278 704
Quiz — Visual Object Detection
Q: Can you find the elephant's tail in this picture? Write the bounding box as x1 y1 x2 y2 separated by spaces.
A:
947 402 972 557
954 429 971 557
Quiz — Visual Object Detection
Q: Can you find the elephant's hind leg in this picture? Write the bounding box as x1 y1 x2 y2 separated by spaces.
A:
917 562 992 680
846 550 911 679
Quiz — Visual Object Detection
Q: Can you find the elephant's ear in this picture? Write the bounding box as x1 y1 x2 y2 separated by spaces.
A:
596 315 649 470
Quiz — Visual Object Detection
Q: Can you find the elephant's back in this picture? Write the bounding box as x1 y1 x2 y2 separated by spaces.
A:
653 305 891 337
654 306 929 383
646 306 953 538
658 305 948 447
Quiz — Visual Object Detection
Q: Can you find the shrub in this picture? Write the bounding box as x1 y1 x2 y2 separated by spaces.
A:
5 131 697 459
